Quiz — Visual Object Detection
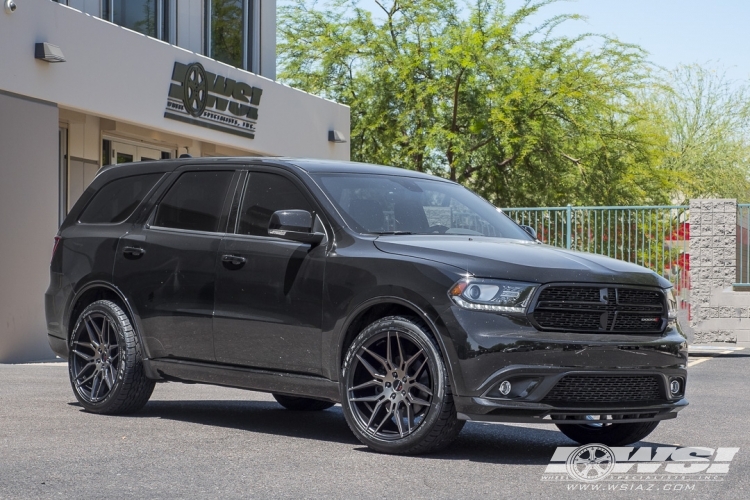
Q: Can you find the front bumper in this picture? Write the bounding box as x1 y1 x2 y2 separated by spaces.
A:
454 366 687 424
443 307 688 423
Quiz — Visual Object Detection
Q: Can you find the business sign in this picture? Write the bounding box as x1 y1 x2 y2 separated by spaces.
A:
164 62 263 139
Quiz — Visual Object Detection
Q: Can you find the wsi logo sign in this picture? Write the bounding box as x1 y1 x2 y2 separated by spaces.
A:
164 61 263 140
543 444 739 482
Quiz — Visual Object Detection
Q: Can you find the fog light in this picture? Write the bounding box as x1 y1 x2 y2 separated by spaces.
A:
670 379 681 395
499 381 512 396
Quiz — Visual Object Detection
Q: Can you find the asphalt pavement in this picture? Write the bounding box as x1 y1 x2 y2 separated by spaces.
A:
1 350 749 499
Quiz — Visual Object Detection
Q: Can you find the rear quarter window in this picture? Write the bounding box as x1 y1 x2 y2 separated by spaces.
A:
79 173 163 224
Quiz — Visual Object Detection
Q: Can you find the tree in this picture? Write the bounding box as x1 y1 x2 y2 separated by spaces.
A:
643 65 750 202
278 0 747 206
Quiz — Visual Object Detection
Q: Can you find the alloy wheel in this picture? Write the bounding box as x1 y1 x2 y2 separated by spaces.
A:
71 312 122 403
346 330 435 440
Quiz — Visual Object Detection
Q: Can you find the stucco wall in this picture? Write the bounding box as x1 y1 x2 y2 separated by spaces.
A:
689 199 750 343
0 0 349 160
0 92 58 362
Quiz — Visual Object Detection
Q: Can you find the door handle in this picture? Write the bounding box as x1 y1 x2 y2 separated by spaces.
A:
123 246 145 258
222 254 247 266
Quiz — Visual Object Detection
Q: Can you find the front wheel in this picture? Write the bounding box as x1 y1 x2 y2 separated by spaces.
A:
341 316 464 455
68 300 155 414
555 415 659 446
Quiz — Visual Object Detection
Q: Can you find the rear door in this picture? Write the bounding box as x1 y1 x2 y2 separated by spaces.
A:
114 168 239 362
213 168 327 374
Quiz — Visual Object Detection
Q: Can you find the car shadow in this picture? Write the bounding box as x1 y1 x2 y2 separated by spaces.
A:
69 398 675 465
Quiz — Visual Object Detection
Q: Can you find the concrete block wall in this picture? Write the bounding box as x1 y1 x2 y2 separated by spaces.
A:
689 199 750 343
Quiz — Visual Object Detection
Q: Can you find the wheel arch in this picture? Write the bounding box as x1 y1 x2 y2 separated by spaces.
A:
335 296 459 389
65 282 147 355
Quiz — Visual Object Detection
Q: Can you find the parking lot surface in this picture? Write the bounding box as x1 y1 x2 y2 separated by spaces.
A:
1 351 749 499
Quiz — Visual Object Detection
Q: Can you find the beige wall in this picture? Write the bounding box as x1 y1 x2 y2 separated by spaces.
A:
0 91 58 362
0 0 349 159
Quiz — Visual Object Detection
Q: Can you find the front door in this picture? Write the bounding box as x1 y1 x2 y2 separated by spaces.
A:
213 170 326 374
114 169 237 361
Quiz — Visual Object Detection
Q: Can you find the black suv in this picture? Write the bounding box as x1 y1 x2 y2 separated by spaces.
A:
46 158 687 454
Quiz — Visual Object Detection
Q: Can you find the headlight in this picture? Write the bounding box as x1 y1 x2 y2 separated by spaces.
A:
449 278 537 313
667 288 678 321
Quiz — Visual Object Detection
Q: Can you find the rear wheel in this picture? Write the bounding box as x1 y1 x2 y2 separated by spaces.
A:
341 316 464 454
272 394 335 411
68 300 155 414
555 415 659 446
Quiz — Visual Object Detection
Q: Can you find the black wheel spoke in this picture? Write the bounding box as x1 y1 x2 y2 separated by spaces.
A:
393 402 405 437
90 316 104 345
73 349 93 362
411 381 433 396
355 354 385 380
408 393 431 407
362 347 389 371
350 394 384 403
90 372 100 400
366 399 387 429
372 405 394 434
385 332 394 370
350 379 380 391
75 364 96 382
395 333 405 370
83 317 99 348
403 348 423 370
410 358 428 381
405 401 414 433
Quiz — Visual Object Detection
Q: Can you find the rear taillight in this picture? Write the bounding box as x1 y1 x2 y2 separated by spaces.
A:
51 236 61 264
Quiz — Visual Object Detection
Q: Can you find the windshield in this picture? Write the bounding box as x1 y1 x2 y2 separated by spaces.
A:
313 173 532 239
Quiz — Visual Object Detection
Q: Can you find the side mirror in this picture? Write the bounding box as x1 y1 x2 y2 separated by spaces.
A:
519 225 537 240
268 210 325 245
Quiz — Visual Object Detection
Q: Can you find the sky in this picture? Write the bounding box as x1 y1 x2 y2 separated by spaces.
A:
504 0 750 82
353 0 750 83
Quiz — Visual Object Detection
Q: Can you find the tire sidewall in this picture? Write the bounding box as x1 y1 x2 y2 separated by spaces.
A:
68 301 129 412
341 317 447 452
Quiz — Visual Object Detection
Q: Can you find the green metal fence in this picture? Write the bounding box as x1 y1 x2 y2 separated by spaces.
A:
738 204 750 285
502 205 690 308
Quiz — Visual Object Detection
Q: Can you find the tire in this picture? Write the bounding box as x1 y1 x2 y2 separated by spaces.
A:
68 300 155 414
272 393 335 411
341 316 464 455
555 416 660 446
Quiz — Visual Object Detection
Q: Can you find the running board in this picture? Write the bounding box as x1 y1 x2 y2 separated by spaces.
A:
144 359 341 402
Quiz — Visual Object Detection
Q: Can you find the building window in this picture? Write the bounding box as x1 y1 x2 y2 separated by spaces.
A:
205 0 257 72
113 0 157 37
101 1 170 41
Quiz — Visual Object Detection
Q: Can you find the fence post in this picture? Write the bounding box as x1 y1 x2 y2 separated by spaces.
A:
566 204 572 249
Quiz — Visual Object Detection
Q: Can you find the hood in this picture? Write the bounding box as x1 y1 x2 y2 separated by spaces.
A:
374 235 671 287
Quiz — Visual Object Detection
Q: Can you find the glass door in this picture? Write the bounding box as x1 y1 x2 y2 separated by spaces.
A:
110 140 172 164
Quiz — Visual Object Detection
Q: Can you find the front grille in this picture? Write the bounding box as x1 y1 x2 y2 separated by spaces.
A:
530 285 665 333
541 375 664 404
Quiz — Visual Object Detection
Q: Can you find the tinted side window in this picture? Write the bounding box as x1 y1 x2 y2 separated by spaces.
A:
238 172 313 236
79 173 163 223
154 171 234 232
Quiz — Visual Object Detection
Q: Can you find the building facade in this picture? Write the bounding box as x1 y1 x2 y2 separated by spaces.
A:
0 0 350 362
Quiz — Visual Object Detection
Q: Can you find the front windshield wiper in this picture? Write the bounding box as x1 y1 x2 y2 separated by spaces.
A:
368 231 415 235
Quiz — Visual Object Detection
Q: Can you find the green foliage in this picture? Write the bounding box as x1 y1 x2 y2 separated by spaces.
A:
643 65 750 203
278 0 749 206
